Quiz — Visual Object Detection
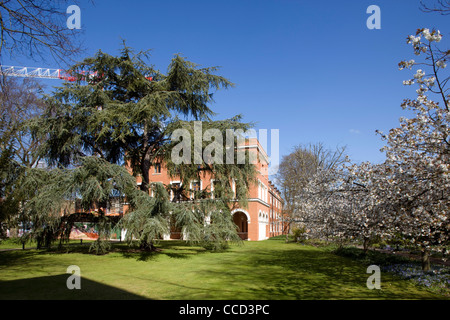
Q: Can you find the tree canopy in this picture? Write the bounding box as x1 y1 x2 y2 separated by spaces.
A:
20 45 257 252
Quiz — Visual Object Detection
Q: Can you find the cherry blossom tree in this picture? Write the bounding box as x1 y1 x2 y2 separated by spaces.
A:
376 28 449 271
299 162 385 251
298 29 448 269
275 143 347 242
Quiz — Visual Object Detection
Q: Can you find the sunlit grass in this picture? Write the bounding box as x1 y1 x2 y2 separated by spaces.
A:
0 238 447 300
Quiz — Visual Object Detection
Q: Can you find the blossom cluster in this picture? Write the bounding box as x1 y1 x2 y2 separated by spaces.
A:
407 28 442 56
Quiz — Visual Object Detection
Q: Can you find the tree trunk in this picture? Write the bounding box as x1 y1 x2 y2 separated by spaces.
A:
285 222 291 243
421 247 431 272
140 164 150 194
140 240 157 252
140 150 151 194
139 124 152 195
363 236 370 255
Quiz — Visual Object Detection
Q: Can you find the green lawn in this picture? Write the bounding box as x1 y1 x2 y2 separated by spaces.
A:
0 238 447 300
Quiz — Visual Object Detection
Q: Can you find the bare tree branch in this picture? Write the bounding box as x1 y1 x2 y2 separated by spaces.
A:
0 76 46 168
420 0 450 15
0 0 87 64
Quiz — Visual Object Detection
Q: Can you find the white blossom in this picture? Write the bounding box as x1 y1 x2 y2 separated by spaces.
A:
436 60 447 69
414 69 425 79
408 35 421 45
403 80 414 85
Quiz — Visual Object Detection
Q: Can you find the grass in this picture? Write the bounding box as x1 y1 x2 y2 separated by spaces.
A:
0 237 448 300
0 238 97 250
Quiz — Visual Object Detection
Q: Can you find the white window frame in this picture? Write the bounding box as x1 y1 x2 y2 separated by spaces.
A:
190 180 202 200
170 180 182 201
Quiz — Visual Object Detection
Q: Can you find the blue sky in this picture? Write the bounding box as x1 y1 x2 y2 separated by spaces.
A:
4 0 450 167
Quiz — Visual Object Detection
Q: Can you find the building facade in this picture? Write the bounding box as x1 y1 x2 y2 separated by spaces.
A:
133 138 284 241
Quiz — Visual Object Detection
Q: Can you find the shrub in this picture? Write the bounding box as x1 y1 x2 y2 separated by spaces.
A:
291 226 307 243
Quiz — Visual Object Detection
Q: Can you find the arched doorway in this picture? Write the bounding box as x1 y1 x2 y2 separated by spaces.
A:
233 211 248 240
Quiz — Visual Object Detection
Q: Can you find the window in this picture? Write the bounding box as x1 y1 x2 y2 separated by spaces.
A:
171 182 181 202
258 181 267 202
154 163 161 174
192 181 200 191
191 181 201 199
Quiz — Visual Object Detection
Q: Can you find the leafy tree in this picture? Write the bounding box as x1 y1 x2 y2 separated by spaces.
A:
34 45 256 251
118 182 171 251
10 156 141 252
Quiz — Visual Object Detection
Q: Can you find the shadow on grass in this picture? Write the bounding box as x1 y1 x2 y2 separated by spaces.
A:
0 274 148 300
0 240 215 265
0 249 55 272
114 240 210 262
332 246 413 266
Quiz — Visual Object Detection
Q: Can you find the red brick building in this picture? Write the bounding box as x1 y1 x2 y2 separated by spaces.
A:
133 137 284 241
